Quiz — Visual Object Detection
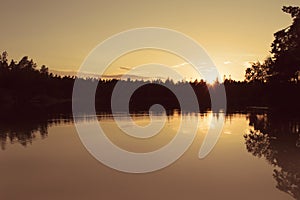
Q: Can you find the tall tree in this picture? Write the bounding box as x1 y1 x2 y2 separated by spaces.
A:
245 6 300 83
270 6 300 82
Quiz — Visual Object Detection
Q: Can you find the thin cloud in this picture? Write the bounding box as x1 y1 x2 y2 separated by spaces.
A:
120 66 132 71
171 62 189 68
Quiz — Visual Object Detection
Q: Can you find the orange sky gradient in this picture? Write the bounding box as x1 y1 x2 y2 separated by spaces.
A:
1 0 300 81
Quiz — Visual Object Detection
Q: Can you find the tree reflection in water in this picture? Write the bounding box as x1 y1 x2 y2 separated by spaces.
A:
244 112 300 199
0 111 175 151
0 115 73 150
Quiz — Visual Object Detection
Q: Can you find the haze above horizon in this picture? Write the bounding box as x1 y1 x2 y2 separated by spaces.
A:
1 0 299 81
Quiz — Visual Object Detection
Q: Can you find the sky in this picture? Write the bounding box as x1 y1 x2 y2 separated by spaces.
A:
0 0 300 81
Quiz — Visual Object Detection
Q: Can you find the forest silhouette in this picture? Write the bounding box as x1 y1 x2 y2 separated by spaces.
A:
0 6 299 114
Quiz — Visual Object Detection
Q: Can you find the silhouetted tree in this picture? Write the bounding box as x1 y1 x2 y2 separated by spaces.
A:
245 57 273 83
40 65 49 75
270 6 300 82
245 6 300 83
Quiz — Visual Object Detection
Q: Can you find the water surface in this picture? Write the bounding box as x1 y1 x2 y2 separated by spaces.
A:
0 112 299 200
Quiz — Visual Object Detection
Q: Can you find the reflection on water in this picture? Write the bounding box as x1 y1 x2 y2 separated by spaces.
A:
0 116 73 150
0 111 299 199
244 112 300 199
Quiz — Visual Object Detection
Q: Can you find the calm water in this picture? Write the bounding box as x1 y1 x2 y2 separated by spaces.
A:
0 111 299 200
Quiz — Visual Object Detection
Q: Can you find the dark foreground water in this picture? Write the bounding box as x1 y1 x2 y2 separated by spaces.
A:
0 111 299 200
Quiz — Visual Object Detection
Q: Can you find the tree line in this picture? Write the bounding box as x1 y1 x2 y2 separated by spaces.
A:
0 6 299 113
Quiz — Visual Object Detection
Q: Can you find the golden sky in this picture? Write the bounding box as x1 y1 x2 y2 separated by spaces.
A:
1 0 299 81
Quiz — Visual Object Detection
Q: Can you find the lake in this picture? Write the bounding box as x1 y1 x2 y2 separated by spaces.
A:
0 111 299 200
